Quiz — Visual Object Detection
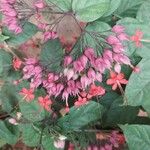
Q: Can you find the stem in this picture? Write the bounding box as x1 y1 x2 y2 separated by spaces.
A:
117 81 128 105
141 39 150 43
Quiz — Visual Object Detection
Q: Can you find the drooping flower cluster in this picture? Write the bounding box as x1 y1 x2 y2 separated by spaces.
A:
22 58 42 89
0 0 22 34
20 25 134 111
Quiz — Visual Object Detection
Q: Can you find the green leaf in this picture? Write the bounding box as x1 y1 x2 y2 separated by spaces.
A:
0 83 20 113
19 100 46 122
117 18 150 58
0 34 9 42
103 0 121 17
0 49 12 78
42 135 56 150
136 0 150 23
45 0 71 11
57 101 104 131
120 125 150 150
125 59 150 114
86 21 111 32
114 0 145 18
0 139 6 148
40 39 64 73
0 120 19 145
72 0 110 22
20 124 41 147
2 22 38 46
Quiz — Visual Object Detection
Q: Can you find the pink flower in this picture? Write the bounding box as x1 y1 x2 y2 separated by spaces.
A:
34 0 45 9
112 25 125 34
87 68 96 82
37 23 47 30
54 140 65 149
38 95 52 111
73 60 84 73
44 31 58 41
8 118 18 125
114 63 121 73
64 56 72 66
12 57 22 71
89 84 105 97
84 47 95 61
117 33 129 41
130 29 143 47
107 35 120 45
106 72 128 90
19 88 35 102
80 75 91 88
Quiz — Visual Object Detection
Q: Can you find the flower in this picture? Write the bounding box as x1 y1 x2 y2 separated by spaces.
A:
89 84 105 97
112 25 125 34
74 97 88 107
130 29 143 47
19 88 35 102
106 72 128 90
12 57 22 70
43 31 58 41
38 95 52 111
8 118 18 125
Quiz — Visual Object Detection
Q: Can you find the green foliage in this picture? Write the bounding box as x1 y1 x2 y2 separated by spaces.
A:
0 34 9 42
0 83 20 113
40 39 64 73
125 59 150 114
45 0 72 11
20 123 41 147
57 101 104 131
0 49 12 78
117 18 150 58
0 120 19 145
2 22 38 46
120 125 150 150
114 0 145 18
72 0 110 22
19 100 47 123
136 0 150 23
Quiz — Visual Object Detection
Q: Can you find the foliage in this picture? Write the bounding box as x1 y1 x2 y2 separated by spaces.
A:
0 0 150 150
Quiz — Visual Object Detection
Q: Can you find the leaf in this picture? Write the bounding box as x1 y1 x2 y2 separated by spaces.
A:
2 22 38 46
120 125 150 150
0 139 6 148
114 0 145 17
45 0 71 11
20 124 41 147
72 0 110 22
40 39 64 73
0 83 20 113
86 21 111 32
136 0 150 23
0 34 9 42
42 135 56 150
0 49 12 78
103 0 121 17
125 59 150 114
117 18 150 58
19 100 46 122
57 101 104 131
0 120 19 145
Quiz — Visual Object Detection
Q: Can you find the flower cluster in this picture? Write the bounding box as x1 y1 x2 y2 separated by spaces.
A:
0 0 22 34
20 25 133 111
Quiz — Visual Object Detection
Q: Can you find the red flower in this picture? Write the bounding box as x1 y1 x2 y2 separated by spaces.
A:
19 88 34 102
74 97 88 107
89 84 105 97
116 134 126 145
106 72 128 90
38 95 52 111
13 57 22 71
130 29 143 47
